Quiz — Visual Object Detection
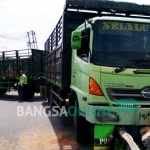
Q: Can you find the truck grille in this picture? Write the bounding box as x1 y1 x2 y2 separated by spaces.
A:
107 88 148 102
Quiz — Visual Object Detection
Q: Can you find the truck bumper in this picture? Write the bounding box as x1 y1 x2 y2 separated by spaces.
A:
86 104 150 125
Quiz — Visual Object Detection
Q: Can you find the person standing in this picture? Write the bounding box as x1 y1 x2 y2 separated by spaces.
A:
37 72 47 101
19 70 28 100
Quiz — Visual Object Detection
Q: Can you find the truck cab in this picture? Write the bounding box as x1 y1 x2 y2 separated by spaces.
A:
71 1 150 150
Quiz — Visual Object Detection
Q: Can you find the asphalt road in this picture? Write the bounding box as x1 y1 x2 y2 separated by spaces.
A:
0 91 93 150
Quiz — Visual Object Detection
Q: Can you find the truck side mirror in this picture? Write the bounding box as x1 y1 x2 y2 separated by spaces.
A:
71 31 81 49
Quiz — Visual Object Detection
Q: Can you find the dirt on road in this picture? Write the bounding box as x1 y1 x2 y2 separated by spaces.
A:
0 127 79 150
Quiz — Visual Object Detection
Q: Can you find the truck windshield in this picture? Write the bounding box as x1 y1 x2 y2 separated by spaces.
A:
93 20 150 69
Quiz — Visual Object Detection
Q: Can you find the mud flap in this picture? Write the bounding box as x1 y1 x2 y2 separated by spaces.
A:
94 125 114 150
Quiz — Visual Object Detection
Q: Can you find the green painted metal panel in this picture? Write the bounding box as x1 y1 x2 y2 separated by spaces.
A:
94 125 114 147
94 125 114 138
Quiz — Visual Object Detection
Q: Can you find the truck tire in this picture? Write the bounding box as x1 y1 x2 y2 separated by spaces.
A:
27 90 35 99
18 86 23 100
67 93 75 126
0 89 7 95
18 86 34 100
74 99 88 142
26 85 35 99
48 86 54 109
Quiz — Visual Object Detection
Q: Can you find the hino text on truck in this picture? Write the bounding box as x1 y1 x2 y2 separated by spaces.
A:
45 0 150 149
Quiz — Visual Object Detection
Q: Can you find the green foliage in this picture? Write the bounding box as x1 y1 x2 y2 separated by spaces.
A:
114 139 126 150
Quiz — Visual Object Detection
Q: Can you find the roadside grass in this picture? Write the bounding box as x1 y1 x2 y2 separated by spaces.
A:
114 139 126 150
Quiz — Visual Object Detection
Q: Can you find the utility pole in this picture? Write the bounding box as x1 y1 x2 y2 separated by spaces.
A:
26 30 38 57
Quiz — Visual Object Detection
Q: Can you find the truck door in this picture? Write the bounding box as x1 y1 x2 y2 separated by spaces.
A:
71 28 91 111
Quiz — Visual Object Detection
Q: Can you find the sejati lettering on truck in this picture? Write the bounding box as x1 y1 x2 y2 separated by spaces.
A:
45 0 150 149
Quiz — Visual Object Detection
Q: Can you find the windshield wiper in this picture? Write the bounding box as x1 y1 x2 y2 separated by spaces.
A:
114 59 150 73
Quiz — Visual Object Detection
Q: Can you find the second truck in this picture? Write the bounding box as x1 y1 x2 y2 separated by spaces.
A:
45 0 150 149
0 49 45 99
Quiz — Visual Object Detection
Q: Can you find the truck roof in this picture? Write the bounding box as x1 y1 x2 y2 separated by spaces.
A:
91 15 150 23
76 15 150 30
64 0 150 16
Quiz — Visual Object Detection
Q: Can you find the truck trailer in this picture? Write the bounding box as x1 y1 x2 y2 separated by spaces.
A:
45 0 150 149
0 49 45 99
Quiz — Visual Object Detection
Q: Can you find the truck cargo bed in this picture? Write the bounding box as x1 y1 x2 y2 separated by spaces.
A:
45 8 97 89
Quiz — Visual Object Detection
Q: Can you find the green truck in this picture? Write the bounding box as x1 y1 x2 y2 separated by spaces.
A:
45 0 150 149
0 49 45 99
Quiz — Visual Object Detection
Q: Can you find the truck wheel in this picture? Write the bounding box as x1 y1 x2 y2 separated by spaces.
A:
26 85 35 99
74 99 88 142
67 93 75 126
66 99 73 126
0 89 7 95
48 86 54 109
18 86 23 99
27 90 35 99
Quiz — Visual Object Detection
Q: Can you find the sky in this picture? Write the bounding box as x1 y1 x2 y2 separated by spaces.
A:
0 0 149 52
0 0 65 51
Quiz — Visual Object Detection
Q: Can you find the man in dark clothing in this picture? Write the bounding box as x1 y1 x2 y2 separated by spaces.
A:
37 73 47 101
